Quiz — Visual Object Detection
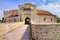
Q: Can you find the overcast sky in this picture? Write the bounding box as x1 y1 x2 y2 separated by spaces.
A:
0 0 60 20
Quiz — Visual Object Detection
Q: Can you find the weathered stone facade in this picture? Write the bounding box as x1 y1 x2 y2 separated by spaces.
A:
31 23 60 40
3 10 19 22
3 3 57 23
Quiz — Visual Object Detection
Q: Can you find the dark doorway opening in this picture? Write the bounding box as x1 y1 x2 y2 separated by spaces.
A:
25 17 31 25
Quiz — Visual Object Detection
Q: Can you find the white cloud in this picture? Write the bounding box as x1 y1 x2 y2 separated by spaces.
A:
36 0 47 5
36 0 42 5
42 0 47 5
38 3 60 17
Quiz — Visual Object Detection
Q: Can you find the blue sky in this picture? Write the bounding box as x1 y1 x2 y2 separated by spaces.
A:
0 0 60 20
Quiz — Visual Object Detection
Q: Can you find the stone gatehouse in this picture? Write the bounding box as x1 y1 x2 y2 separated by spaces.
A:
2 3 60 40
3 3 57 23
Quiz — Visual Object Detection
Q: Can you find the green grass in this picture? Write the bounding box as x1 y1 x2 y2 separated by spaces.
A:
0 20 2 23
57 18 60 23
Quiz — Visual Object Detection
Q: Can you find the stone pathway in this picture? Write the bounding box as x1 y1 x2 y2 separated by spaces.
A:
1 25 30 40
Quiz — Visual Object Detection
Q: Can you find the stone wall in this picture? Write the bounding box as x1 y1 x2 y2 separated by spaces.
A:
18 3 37 22
31 23 60 40
35 15 57 23
4 10 19 22
0 22 24 40
6 17 19 22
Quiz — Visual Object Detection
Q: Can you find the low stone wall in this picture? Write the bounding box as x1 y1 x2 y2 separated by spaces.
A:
0 22 24 38
31 23 60 40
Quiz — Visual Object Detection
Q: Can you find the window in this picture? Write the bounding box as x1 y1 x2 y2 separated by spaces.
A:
51 18 52 21
44 18 46 21
14 18 16 22
23 8 31 11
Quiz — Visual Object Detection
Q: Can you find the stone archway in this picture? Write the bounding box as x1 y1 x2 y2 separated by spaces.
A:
25 17 31 24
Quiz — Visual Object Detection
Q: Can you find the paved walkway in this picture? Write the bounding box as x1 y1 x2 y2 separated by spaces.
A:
1 25 30 40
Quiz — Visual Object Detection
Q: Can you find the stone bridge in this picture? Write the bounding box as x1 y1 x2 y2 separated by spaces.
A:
0 22 31 40
0 22 60 40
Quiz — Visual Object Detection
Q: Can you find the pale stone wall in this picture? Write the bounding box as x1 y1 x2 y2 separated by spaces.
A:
18 4 37 22
0 22 24 40
18 4 57 23
35 15 57 23
23 14 31 21
4 11 12 18
4 10 19 22
6 17 19 22
31 23 60 40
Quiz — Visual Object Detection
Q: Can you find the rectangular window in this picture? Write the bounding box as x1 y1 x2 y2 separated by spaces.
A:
51 18 52 21
14 18 16 22
44 18 46 21
23 8 31 11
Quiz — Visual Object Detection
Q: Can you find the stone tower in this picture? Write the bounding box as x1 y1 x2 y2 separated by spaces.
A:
18 3 37 22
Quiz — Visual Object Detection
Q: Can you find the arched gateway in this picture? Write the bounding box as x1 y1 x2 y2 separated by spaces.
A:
25 17 31 24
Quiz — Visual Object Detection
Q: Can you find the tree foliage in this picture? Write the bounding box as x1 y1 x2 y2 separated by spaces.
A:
57 18 60 23
0 20 2 23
